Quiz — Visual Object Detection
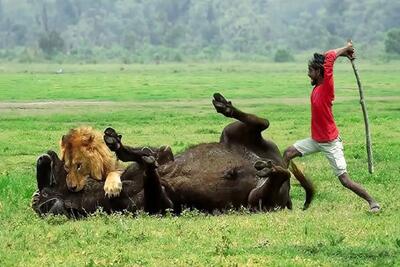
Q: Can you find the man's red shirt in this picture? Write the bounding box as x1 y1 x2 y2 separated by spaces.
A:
310 50 339 142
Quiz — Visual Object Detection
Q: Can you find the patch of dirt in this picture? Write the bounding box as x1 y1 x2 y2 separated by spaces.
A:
0 96 399 113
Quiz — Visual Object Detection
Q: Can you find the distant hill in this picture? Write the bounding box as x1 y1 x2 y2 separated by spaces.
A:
0 0 399 62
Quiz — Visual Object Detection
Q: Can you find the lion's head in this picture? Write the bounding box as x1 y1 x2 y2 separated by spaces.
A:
60 126 117 192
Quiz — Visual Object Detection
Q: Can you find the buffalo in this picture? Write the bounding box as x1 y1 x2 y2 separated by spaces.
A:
32 93 314 218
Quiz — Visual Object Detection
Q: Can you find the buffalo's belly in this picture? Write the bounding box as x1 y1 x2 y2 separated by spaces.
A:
162 143 259 210
170 172 256 210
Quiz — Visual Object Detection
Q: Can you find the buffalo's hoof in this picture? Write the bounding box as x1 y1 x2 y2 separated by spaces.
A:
156 145 174 164
104 127 122 151
46 150 59 161
303 202 310 211
369 203 381 213
213 93 233 117
254 160 272 170
37 154 52 167
213 93 231 105
140 147 155 157
142 156 158 168
36 153 53 191
254 160 273 177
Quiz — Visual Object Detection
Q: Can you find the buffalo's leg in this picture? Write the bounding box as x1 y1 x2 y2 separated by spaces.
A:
248 160 291 210
104 127 174 164
33 151 68 216
142 156 173 214
104 127 152 162
213 93 269 131
288 161 315 210
213 93 283 164
33 154 54 213
213 93 314 209
36 154 52 191
36 150 61 190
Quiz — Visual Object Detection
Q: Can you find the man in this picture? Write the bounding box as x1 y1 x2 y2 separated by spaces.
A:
283 41 380 212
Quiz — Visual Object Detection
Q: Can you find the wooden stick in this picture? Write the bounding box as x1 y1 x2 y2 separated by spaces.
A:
350 59 374 174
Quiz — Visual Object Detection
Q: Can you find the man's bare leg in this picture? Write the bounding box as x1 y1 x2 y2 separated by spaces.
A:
338 172 380 212
285 146 379 212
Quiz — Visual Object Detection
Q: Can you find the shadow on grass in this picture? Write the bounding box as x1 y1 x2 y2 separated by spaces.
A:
212 241 399 265
290 243 398 265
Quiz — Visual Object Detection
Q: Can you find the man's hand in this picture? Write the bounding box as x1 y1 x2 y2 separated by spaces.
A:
333 40 355 60
345 40 355 60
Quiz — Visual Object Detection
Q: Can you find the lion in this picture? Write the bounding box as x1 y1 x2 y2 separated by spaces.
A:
60 126 122 197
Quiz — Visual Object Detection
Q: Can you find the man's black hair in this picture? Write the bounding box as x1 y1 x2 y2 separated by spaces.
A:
309 53 325 77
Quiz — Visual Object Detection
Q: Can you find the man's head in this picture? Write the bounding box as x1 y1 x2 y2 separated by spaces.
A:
308 53 325 86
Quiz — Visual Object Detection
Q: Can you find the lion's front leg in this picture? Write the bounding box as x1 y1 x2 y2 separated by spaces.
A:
104 170 123 198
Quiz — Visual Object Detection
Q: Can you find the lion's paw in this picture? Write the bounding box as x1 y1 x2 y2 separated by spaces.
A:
104 176 122 198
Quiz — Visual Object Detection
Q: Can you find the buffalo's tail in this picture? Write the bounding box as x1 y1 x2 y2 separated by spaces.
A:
289 161 315 210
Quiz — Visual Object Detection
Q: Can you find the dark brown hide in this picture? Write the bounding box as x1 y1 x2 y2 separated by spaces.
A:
33 151 144 218
32 93 314 217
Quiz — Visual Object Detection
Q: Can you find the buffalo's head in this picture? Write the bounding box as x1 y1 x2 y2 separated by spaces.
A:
33 151 143 218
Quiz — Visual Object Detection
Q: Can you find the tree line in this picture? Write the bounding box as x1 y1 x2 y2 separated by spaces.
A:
0 0 399 63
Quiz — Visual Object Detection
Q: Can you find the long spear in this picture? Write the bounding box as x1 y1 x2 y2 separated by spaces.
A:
349 56 374 174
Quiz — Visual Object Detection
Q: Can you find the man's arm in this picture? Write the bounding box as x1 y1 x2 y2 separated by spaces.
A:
321 41 355 93
331 40 355 59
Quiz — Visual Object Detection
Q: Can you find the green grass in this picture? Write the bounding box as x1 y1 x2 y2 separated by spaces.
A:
1 61 400 101
0 62 399 266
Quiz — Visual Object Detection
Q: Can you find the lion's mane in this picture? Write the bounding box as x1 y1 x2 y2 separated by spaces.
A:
61 126 117 181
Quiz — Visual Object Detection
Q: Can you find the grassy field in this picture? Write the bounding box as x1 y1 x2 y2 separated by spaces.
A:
0 61 399 266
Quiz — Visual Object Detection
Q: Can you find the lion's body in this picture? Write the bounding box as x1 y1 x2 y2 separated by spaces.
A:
61 126 122 196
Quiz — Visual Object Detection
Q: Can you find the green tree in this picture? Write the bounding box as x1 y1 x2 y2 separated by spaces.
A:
0 0 399 62
385 28 400 54
38 31 65 56
274 49 294 62
11 24 27 45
